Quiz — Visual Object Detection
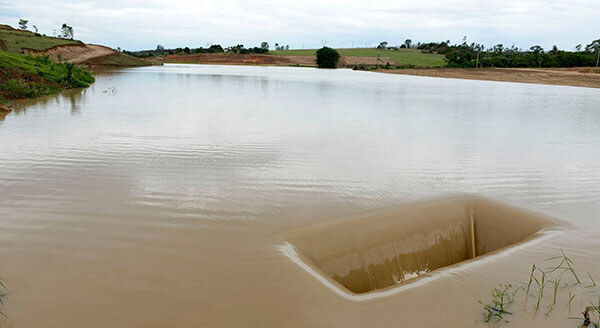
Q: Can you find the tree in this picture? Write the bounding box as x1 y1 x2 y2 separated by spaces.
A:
474 44 484 68
61 23 74 39
404 39 412 48
33 25 38 33
529 45 544 67
285 45 289 50
316 46 340 68
575 44 582 52
260 42 269 51
18 19 28 30
588 39 600 67
156 44 165 51
377 41 388 49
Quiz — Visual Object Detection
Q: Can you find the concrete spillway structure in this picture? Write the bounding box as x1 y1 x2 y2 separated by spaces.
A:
283 195 557 295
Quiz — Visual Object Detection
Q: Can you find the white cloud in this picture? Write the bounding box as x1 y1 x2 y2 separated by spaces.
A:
0 0 598 50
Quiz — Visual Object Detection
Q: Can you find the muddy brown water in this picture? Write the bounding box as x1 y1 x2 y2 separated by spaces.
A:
1 64 600 327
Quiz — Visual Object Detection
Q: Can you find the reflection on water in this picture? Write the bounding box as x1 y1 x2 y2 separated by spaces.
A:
0 64 599 327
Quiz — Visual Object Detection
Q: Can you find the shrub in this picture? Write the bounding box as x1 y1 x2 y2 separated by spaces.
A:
316 47 340 68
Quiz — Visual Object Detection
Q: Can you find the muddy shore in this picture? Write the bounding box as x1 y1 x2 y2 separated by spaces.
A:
376 67 600 88
162 53 600 88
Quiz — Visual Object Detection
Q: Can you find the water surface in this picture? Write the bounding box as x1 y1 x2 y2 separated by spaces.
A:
1 64 600 327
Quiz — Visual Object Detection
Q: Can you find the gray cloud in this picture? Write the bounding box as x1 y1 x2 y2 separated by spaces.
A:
1 0 598 51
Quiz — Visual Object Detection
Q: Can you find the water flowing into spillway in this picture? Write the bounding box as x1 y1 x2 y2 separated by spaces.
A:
285 196 555 294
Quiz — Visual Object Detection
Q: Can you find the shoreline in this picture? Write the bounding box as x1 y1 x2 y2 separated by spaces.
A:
374 67 600 89
161 57 600 89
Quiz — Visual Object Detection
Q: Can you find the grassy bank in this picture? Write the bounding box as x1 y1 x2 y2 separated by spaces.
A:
0 51 94 102
270 48 446 67
81 52 150 66
0 24 80 54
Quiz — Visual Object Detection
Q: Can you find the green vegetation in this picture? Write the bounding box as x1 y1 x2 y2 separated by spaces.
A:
479 284 517 322
82 52 150 66
0 25 79 54
271 47 447 67
0 51 94 101
315 47 340 68
479 251 600 326
0 277 5 318
420 39 600 68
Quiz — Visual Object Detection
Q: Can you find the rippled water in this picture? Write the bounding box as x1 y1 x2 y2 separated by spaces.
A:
1 64 599 327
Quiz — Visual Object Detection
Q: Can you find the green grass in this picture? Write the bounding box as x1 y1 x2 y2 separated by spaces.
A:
0 26 79 54
270 48 446 67
82 52 150 66
0 51 94 100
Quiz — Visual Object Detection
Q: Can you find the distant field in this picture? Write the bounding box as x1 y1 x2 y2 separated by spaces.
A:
270 48 446 67
0 25 79 54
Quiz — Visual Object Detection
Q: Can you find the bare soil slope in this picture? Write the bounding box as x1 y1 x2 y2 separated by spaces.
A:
377 67 600 88
25 43 149 66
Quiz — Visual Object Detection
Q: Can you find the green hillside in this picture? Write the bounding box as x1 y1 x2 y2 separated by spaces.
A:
270 48 446 67
0 51 94 102
0 25 80 54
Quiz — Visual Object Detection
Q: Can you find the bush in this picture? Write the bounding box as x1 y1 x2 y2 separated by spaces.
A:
316 47 340 68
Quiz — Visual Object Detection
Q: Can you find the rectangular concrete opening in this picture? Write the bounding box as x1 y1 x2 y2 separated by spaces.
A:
284 196 555 294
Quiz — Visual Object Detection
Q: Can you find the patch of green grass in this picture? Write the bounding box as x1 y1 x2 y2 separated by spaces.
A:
479 284 515 322
0 51 94 100
82 52 150 67
0 26 79 54
270 48 446 67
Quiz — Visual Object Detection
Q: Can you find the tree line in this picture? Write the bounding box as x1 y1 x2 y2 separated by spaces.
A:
129 41 291 58
17 19 74 39
417 38 600 68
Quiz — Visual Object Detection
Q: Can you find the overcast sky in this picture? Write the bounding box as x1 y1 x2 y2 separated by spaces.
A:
1 0 598 51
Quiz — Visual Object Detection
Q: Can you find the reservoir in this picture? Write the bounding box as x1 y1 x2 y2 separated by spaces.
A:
1 64 599 327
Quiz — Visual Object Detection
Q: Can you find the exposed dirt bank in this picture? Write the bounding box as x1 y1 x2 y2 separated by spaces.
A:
0 104 12 112
25 43 149 66
164 53 398 67
376 67 600 88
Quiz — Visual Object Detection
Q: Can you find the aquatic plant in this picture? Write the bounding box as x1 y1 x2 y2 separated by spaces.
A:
545 250 581 284
566 291 575 313
525 264 536 296
0 277 6 318
480 250 600 326
479 284 515 322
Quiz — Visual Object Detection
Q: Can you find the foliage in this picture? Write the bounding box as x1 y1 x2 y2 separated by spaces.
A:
480 251 600 327
315 47 340 68
274 43 289 51
61 23 74 39
130 42 276 57
479 284 516 322
0 52 94 100
226 44 268 54
377 41 388 49
18 19 28 30
427 38 600 68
